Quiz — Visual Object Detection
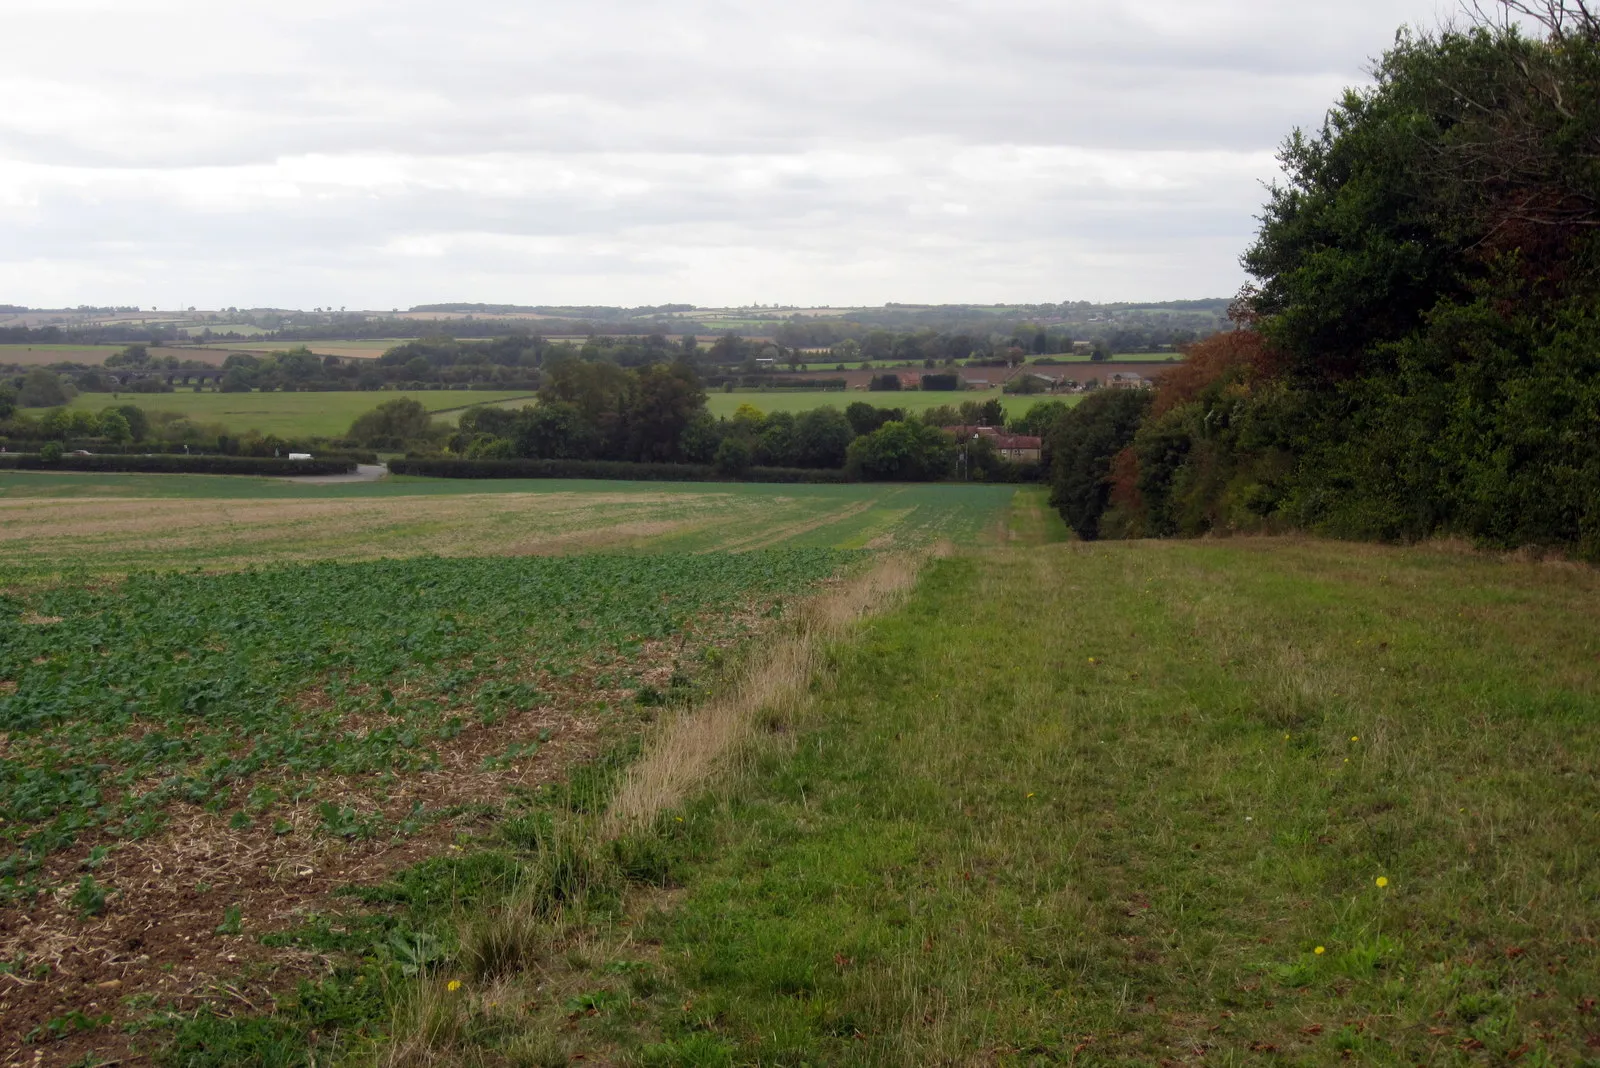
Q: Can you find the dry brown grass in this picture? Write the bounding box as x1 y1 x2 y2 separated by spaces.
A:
602 552 922 835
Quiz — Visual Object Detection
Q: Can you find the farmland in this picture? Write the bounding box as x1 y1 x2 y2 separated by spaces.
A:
20 390 538 438
19 387 1077 439
0 474 1013 580
0 474 1019 1062
1 469 1598 1065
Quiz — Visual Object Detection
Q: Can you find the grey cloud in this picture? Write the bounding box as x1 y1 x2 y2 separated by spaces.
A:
0 0 1455 306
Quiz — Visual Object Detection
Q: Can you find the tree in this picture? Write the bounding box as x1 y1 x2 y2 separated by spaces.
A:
624 361 706 462
714 435 753 476
845 420 954 481
510 402 599 460
96 410 132 445
1049 389 1152 540
347 398 437 449
17 369 72 408
0 385 16 421
790 407 855 468
107 404 150 442
845 402 902 437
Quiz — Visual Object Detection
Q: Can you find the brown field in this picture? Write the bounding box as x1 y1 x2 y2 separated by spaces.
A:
216 340 402 359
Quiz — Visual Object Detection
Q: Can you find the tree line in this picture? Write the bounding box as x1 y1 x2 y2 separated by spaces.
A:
1047 3 1600 560
343 358 1055 483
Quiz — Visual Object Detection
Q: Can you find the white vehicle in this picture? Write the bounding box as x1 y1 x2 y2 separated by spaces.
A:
287 452 313 460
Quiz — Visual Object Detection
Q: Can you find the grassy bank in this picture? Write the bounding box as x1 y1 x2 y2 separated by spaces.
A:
357 531 1600 1065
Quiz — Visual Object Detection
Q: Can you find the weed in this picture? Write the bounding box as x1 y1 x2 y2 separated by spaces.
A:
69 874 106 917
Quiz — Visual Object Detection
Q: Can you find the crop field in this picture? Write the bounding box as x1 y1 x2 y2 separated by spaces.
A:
21 390 538 438
0 475 1014 580
0 473 1015 1061
0 547 855 1057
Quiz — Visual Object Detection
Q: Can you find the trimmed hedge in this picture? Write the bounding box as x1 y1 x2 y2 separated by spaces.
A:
388 457 851 484
0 442 380 464
0 454 356 476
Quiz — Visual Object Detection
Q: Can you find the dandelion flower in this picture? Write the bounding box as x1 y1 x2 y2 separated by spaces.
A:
1314 946 1325 955
1026 792 1035 798
1350 735 1360 742
447 980 462 992
1375 876 1389 888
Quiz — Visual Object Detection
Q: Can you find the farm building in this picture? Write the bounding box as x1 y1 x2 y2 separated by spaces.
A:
940 425 1044 463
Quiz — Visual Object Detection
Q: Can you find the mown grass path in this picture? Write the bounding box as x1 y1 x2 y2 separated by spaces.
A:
582 538 1600 1064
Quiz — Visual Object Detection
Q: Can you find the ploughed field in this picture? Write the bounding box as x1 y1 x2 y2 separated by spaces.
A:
0 476 1015 1062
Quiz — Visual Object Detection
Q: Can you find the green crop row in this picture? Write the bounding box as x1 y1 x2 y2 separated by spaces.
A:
0 550 851 887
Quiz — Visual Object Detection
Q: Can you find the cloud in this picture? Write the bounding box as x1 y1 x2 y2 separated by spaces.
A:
0 0 1453 307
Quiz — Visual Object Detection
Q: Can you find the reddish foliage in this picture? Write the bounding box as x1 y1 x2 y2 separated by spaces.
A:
1152 329 1283 417
1107 446 1142 515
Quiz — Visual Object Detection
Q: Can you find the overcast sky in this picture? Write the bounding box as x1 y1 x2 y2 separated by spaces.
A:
0 0 1453 310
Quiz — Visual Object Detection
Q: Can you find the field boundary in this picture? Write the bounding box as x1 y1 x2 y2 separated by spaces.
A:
604 549 928 835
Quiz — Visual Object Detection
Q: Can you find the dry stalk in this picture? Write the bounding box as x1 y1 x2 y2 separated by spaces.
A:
602 551 924 835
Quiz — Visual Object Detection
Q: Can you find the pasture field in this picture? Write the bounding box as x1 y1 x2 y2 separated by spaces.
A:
0 474 1014 579
20 386 1074 438
20 389 538 438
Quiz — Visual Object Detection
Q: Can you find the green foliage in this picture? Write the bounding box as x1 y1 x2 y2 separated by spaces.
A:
346 397 438 449
843 420 954 481
1073 17 1600 558
1048 389 1150 539
16 369 73 408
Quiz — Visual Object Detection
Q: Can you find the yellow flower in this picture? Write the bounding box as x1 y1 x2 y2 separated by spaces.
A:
1088 657 1098 664
1350 735 1359 742
1283 734 1290 740
1314 946 1325 955
1026 792 1035 798
447 980 462 992
1375 876 1389 888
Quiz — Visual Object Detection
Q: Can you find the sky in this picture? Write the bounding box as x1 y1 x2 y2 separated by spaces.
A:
0 0 1455 310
